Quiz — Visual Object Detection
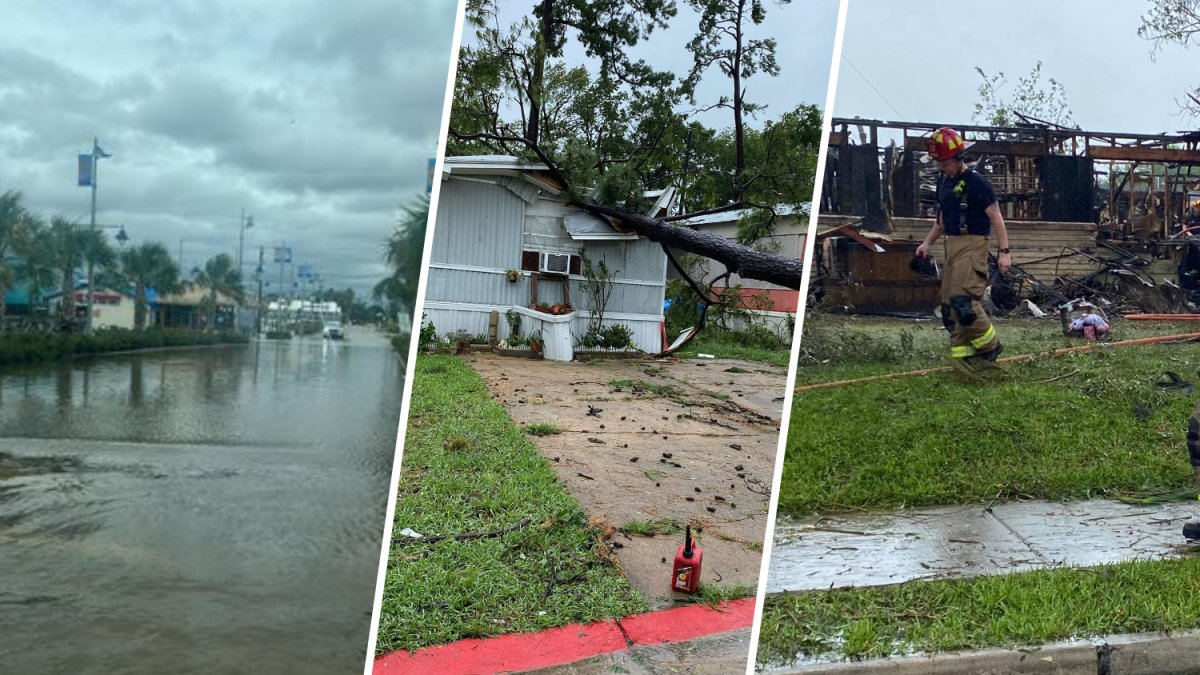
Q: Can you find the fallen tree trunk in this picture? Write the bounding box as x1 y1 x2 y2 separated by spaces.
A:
575 203 805 290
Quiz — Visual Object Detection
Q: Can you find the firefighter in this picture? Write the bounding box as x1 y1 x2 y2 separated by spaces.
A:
915 127 1012 376
1184 199 1200 235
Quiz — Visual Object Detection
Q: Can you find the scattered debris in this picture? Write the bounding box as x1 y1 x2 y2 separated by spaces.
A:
393 518 532 546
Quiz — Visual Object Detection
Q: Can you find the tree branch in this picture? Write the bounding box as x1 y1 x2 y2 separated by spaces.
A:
576 203 803 289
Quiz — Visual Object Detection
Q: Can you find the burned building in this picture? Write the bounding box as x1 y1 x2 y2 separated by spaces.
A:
816 117 1200 315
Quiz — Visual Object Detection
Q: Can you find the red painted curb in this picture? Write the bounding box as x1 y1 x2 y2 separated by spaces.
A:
374 621 627 675
619 597 756 646
374 599 756 674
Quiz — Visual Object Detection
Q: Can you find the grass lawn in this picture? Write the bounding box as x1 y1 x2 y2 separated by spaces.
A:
781 326 1200 515
375 355 647 654
757 557 1200 667
796 315 1200 385
675 327 792 367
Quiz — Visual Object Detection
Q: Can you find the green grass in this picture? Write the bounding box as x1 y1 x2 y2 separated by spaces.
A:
524 423 562 436
796 315 1200 385
620 518 682 536
758 557 1200 667
376 356 647 653
696 582 756 607
608 378 684 399
781 341 1199 515
676 329 792 367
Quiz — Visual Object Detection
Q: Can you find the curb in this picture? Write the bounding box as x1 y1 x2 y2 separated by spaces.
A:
769 630 1200 675
374 598 755 675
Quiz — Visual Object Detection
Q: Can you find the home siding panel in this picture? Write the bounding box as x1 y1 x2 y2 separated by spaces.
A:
431 178 525 270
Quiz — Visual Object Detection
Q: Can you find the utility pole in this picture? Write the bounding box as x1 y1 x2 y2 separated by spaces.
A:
256 246 264 335
79 137 111 334
237 210 253 280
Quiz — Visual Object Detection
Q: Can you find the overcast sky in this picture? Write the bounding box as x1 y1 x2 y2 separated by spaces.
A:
482 0 840 132
834 0 1200 136
0 0 458 297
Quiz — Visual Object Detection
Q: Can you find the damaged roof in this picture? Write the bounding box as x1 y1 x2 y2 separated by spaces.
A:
562 210 638 241
680 202 810 227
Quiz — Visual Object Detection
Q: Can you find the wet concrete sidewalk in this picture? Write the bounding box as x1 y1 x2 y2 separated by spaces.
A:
466 353 785 610
528 628 753 675
768 498 1200 593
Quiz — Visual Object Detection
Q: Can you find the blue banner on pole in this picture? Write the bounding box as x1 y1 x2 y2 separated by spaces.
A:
78 154 93 186
427 157 435 193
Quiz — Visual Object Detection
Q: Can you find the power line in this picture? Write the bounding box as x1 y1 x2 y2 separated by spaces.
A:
842 55 907 121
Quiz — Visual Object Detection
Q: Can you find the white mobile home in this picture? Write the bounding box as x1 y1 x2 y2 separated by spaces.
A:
424 155 671 359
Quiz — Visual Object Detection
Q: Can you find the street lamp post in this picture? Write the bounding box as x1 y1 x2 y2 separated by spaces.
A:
237 210 254 279
236 210 254 333
87 137 111 228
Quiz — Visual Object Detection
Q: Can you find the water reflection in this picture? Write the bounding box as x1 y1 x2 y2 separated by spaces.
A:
0 330 404 673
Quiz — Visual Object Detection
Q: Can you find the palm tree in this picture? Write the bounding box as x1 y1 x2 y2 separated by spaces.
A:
78 228 116 333
373 194 428 319
192 253 244 330
46 216 88 323
0 191 37 327
15 218 58 315
119 243 180 330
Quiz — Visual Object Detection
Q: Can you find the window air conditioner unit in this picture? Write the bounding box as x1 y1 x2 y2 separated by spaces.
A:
539 252 571 275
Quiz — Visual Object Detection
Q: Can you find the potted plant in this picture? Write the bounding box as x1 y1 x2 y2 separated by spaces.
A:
450 329 472 354
505 308 521 339
528 329 543 354
505 269 522 283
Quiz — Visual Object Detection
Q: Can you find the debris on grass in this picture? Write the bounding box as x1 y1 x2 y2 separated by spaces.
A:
621 518 683 537
758 557 1200 667
525 423 562 436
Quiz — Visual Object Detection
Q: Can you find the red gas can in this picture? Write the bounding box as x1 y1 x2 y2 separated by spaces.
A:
671 525 702 593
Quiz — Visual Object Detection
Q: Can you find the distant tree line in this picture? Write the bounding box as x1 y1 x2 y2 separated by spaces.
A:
0 189 243 332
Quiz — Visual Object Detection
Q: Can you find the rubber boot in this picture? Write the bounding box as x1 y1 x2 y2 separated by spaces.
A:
950 357 986 383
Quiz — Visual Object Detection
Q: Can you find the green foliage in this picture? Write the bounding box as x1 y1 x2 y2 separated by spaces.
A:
782 323 1200 515
695 582 756 607
193 253 244 330
578 323 635 350
455 0 677 151
524 423 562 436
119 242 182 330
1138 0 1200 117
684 0 790 188
973 61 1074 127
0 328 246 365
580 254 616 333
504 308 521 335
675 326 792 366
419 314 437 349
760 558 1200 666
376 356 646 652
374 194 428 320
620 517 681 536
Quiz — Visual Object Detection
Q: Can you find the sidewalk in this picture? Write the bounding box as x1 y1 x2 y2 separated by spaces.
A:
768 498 1198 593
375 598 756 674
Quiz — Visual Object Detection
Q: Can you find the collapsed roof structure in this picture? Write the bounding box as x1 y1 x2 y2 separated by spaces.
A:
816 117 1200 315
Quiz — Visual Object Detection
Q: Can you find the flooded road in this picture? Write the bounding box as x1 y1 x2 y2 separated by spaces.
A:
0 328 404 674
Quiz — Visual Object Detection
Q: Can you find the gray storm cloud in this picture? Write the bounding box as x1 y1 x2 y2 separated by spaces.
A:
0 0 457 296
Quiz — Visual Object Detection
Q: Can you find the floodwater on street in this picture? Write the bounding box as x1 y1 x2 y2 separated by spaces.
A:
0 327 404 674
